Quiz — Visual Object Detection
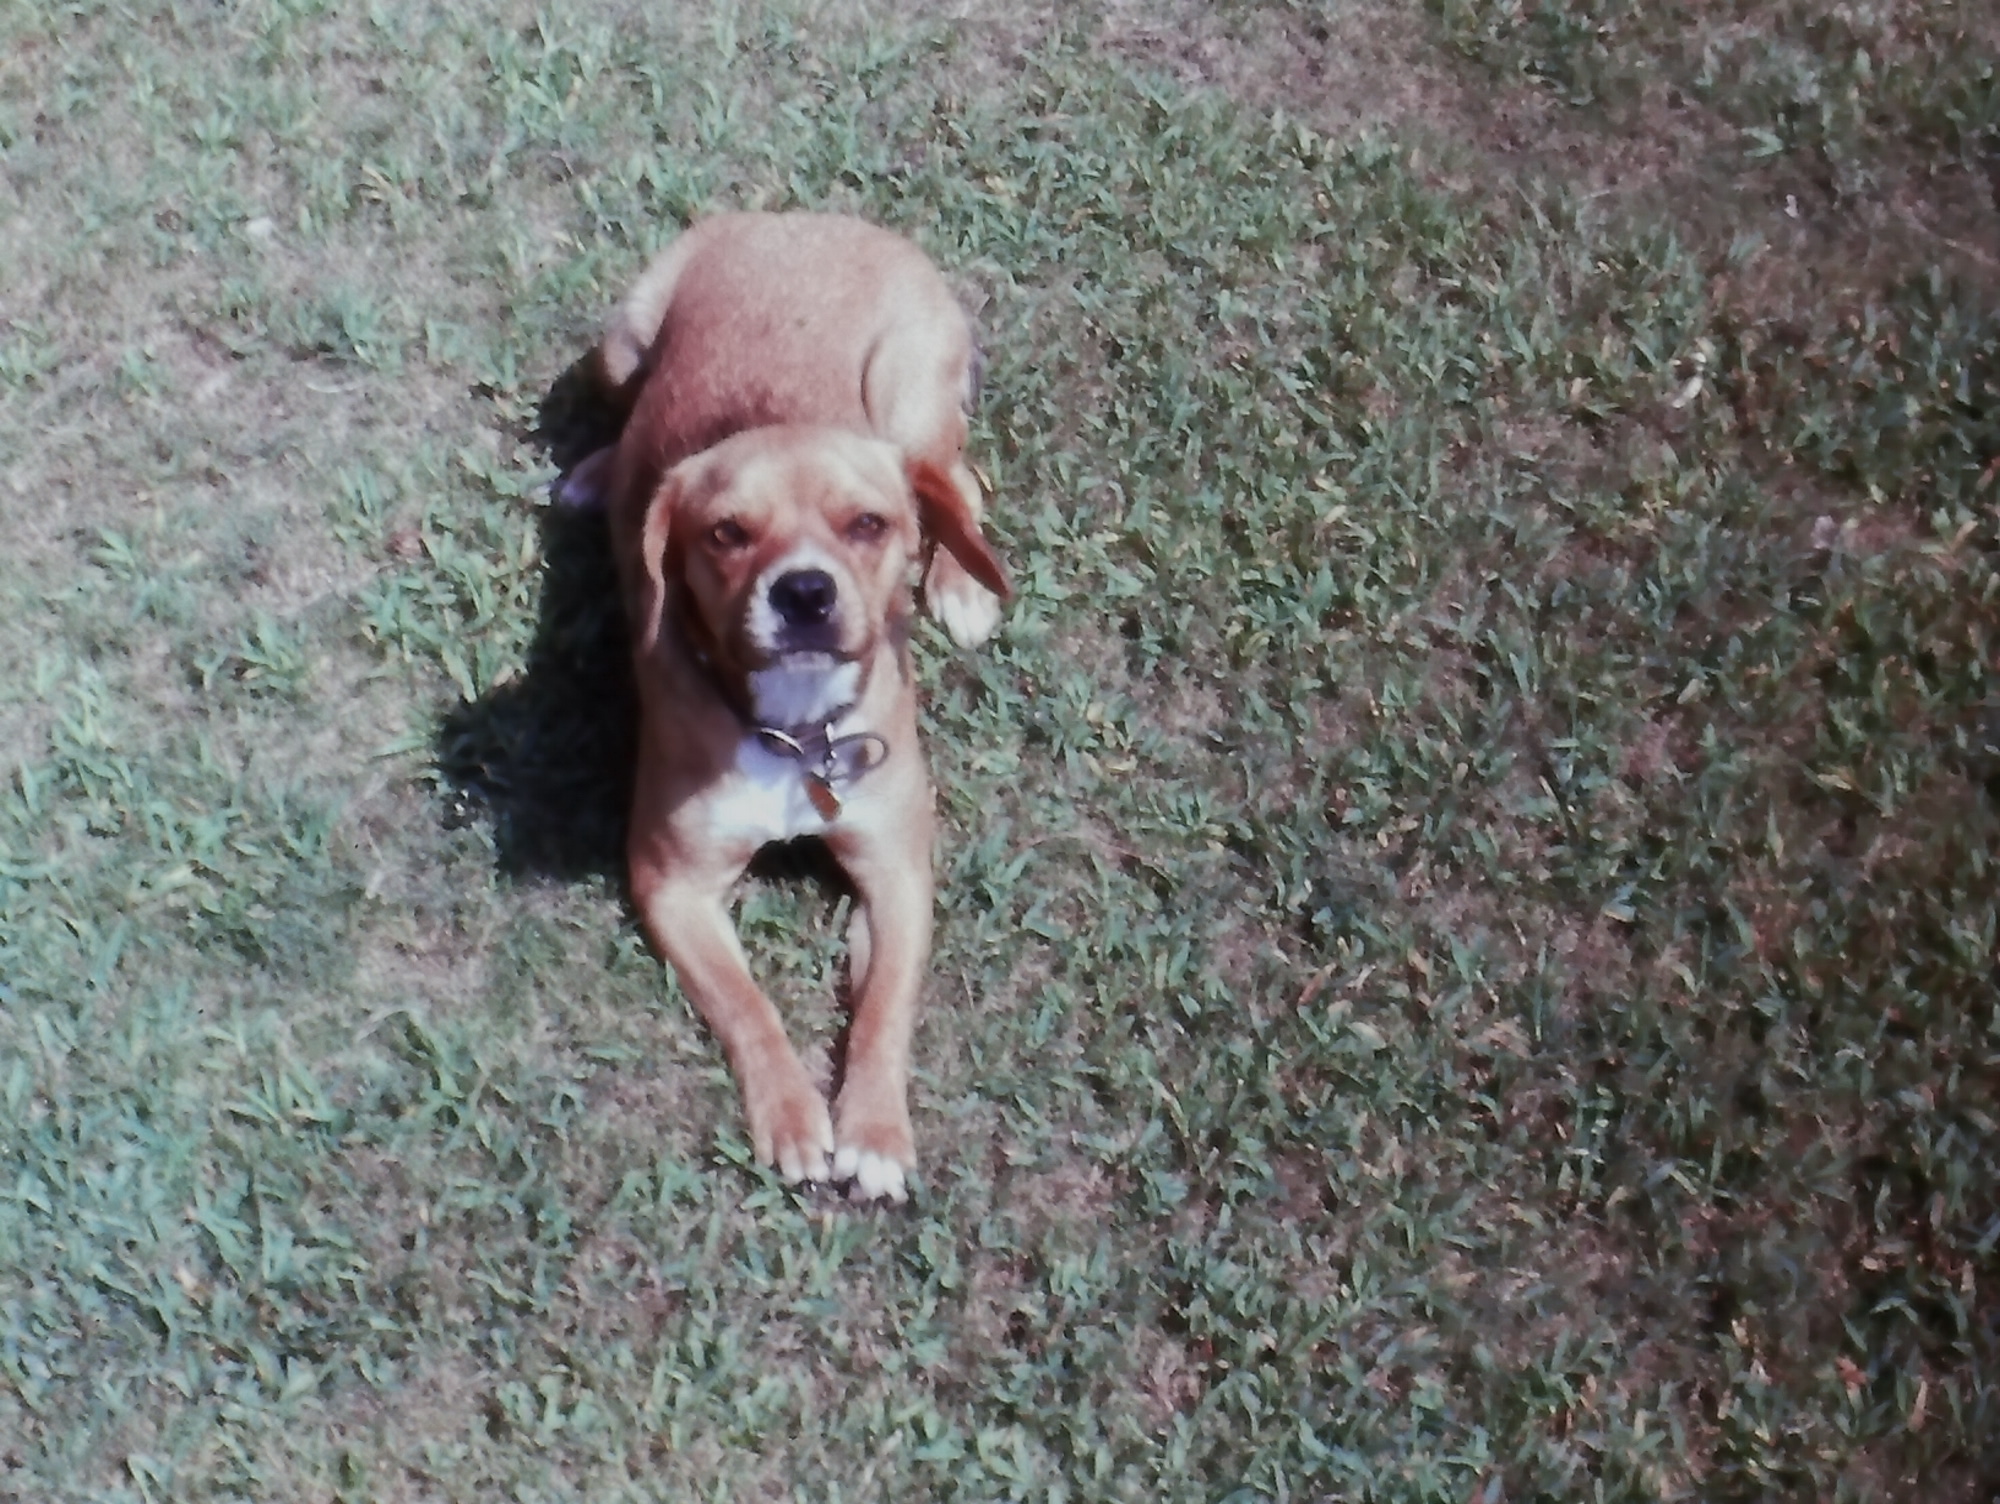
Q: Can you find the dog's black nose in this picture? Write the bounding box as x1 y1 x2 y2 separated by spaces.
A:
769 569 837 626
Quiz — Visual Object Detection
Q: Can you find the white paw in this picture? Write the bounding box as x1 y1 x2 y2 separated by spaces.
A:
928 577 1003 650
832 1145 909 1203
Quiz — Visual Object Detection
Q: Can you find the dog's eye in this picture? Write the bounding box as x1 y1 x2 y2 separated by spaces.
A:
846 513 889 542
708 520 751 550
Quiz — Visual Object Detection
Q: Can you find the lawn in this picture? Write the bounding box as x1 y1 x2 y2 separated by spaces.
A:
1 1 1996 1499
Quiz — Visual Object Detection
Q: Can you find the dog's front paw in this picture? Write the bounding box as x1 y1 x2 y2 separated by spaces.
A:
831 1100 914 1203
923 554 1003 650
744 1068 835 1185
832 1144 909 1203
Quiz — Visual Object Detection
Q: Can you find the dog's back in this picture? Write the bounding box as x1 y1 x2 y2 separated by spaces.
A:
606 212 976 481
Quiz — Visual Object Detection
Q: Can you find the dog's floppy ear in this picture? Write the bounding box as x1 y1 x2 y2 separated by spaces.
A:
907 458 1012 601
635 465 685 648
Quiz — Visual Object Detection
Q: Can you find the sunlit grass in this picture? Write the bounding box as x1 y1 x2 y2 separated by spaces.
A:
1 2 1994 1499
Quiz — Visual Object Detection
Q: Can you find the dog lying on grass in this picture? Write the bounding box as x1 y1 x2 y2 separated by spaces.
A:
563 212 1010 1202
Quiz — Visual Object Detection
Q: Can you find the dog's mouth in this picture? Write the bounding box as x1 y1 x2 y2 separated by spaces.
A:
771 618 846 657
758 647 853 673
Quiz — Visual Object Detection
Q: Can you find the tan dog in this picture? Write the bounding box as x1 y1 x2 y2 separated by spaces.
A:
568 212 1010 1201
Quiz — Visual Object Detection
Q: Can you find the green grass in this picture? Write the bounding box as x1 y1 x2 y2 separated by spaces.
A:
2 1 1996 1499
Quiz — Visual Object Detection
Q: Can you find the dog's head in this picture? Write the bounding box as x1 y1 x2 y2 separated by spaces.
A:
635 426 1009 728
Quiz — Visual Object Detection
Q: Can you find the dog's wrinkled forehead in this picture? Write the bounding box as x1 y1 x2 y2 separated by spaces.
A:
682 432 916 543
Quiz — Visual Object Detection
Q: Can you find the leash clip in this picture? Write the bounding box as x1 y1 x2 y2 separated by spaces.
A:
755 724 890 820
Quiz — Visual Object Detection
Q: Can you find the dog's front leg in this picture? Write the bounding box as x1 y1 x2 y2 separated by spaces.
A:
826 824 934 1202
633 867 836 1183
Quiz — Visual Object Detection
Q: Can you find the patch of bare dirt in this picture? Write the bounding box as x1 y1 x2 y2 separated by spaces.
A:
1099 0 1453 136
1005 1158 1119 1241
840 0 1460 144
937 0 2000 335
1134 1329 1205 1429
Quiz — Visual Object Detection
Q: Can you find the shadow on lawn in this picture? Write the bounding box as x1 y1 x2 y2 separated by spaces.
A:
433 361 634 881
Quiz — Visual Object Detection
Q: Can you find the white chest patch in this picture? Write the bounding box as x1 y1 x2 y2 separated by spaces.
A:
748 656 861 729
704 736 833 847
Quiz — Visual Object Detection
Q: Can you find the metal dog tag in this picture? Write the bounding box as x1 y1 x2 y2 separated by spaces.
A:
806 773 843 820
754 725 888 821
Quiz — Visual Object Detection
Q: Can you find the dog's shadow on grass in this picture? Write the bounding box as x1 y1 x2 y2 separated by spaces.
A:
434 362 635 881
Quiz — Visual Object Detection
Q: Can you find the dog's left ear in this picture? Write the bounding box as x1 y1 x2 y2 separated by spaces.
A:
907 458 1012 601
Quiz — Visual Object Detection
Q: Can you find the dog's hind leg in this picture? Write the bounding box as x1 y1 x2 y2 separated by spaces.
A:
918 465 1003 649
595 231 702 404
562 231 705 512
862 324 1005 649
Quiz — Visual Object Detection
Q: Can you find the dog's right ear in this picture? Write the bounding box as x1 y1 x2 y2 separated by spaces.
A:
634 467 684 648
